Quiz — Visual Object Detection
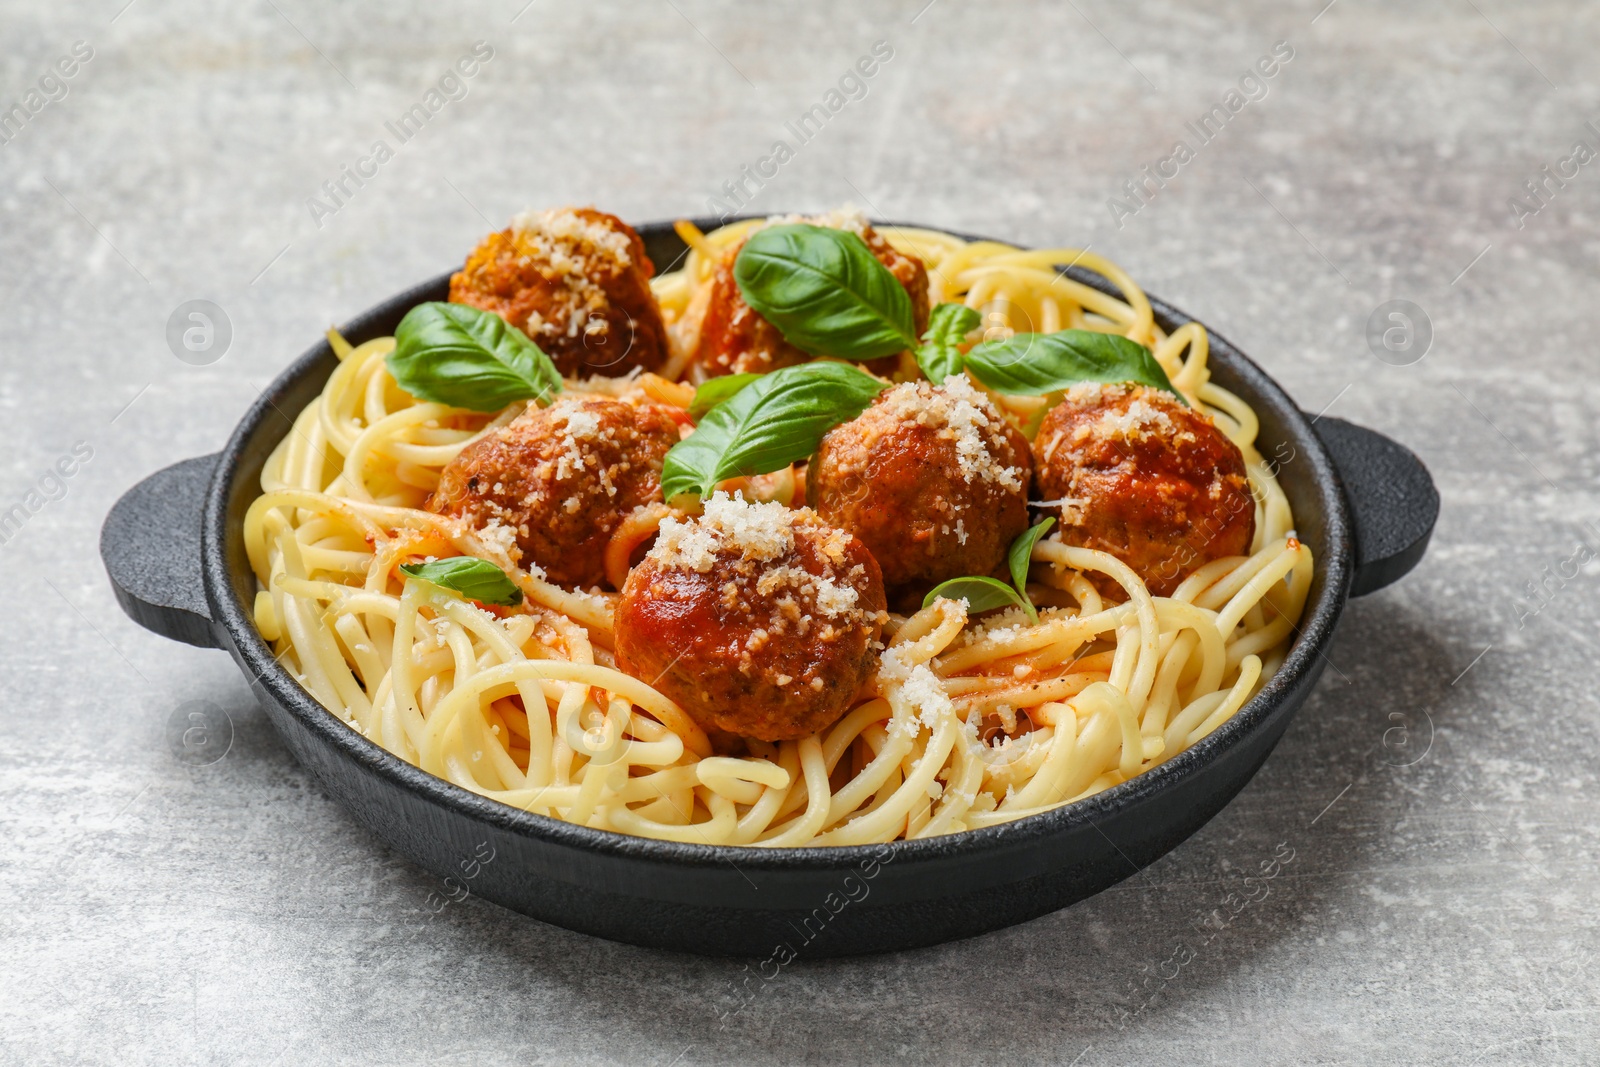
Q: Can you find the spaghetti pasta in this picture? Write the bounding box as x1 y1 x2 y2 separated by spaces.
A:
246 217 1313 847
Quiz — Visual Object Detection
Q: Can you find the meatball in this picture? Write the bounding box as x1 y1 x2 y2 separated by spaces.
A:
811 375 1033 595
449 207 668 378
1032 383 1255 598
429 394 680 588
695 212 930 377
614 493 887 742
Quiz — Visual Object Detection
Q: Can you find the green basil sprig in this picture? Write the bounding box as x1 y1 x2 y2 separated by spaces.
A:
1007 517 1055 624
914 303 981 385
965 329 1184 404
688 372 761 421
387 302 563 412
400 557 524 607
924 518 1057 623
734 224 917 360
661 362 887 502
922 576 1029 616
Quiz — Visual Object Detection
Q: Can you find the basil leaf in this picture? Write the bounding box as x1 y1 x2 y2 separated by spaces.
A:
923 521 1054 624
1008 517 1055 624
400 557 523 607
689 373 762 421
733 223 917 360
387 302 563 412
922 575 1029 616
915 303 981 385
661 362 887 501
965 329 1185 404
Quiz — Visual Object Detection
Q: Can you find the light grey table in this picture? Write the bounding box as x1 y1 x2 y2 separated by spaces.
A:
2 1 1594 1063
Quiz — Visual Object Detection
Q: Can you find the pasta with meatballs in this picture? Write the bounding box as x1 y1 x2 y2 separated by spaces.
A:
246 207 1312 846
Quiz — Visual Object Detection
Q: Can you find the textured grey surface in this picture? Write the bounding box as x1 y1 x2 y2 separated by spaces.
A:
1 0 1596 1063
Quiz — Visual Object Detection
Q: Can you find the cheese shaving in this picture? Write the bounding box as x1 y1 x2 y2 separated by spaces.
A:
766 206 870 236
879 644 955 732
510 207 633 267
650 491 797 572
875 376 1024 491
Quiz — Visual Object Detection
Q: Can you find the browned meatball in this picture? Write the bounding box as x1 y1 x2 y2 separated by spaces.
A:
694 213 930 377
1033 383 1255 598
614 493 887 741
811 375 1033 595
429 395 681 588
449 207 668 378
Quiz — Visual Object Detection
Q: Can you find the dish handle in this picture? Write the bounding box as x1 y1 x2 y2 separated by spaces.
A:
1311 416 1438 597
100 454 222 649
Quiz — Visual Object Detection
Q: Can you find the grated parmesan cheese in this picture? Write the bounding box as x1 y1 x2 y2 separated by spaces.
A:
510 207 633 267
648 492 882 645
494 208 638 348
551 402 603 481
1095 398 1174 440
879 644 954 732
813 576 860 616
962 605 1036 646
875 376 1024 492
476 517 518 559
766 206 870 236
1064 382 1108 406
1063 382 1201 450
560 407 602 440
651 491 797 572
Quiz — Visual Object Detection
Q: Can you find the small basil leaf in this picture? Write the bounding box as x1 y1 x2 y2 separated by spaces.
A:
734 223 917 360
1007 517 1055 624
689 373 762 421
922 575 1029 616
965 329 1185 404
400 557 523 607
661 362 887 501
387 302 564 412
915 303 981 385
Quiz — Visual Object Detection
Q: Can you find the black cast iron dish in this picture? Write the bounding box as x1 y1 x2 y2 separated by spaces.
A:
102 219 1438 957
